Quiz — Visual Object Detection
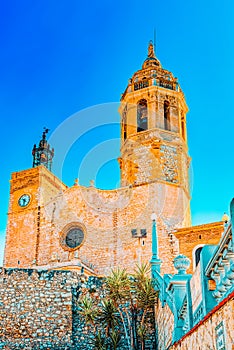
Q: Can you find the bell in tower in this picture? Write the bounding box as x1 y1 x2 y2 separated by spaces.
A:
119 41 191 225
32 128 54 171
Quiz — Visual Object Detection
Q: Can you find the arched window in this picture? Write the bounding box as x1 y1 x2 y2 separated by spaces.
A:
137 99 148 132
195 247 203 266
123 124 127 140
122 106 127 140
192 244 205 271
164 101 170 131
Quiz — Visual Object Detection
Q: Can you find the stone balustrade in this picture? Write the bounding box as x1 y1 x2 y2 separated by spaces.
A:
206 224 234 302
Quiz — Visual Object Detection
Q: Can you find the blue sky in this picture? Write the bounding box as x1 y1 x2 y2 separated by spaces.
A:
0 0 234 264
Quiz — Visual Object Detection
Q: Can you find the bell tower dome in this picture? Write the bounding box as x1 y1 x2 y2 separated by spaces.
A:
119 41 191 225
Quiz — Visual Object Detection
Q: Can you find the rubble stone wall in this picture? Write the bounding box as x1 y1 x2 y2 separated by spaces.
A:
0 268 77 349
0 268 156 349
155 300 174 350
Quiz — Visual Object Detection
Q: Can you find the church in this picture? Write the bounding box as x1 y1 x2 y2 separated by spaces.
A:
4 41 191 275
1 42 233 349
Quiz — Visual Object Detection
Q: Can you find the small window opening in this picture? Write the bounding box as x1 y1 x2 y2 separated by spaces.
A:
164 101 170 130
137 99 148 132
181 118 185 140
122 107 127 140
123 123 127 140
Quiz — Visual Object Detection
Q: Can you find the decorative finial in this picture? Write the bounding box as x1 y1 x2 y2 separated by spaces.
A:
222 212 229 223
222 212 229 231
42 127 50 141
148 40 156 58
173 254 190 275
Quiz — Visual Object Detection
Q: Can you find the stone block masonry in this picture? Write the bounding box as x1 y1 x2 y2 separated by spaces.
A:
5 163 189 277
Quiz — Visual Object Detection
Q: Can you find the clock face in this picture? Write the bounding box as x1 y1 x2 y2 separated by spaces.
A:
65 227 84 249
18 194 31 207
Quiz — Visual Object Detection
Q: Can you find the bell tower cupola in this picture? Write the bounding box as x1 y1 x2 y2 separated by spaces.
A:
32 128 54 171
119 41 191 225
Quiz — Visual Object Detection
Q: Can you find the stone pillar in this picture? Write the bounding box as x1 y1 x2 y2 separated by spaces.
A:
150 214 162 279
167 254 192 343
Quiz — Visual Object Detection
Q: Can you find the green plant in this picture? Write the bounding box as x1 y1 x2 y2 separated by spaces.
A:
137 325 147 350
77 264 158 350
98 299 118 336
105 268 131 349
94 330 107 350
109 328 122 350
78 295 98 331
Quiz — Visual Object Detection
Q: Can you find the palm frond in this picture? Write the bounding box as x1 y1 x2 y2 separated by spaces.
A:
77 296 98 325
109 328 122 350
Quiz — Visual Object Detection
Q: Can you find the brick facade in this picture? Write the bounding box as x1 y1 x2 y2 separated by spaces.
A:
174 222 224 273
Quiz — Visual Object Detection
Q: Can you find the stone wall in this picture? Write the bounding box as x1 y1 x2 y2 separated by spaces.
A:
155 300 174 350
170 291 234 350
5 165 191 276
0 268 77 349
0 268 156 349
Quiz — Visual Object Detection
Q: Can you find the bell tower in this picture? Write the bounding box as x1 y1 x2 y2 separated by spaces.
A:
119 41 191 225
32 128 54 171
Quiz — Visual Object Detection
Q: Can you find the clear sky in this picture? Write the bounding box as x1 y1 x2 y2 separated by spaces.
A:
0 0 234 264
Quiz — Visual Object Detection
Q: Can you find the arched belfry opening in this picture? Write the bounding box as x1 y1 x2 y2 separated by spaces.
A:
137 99 148 132
164 100 170 131
122 105 127 141
181 117 186 140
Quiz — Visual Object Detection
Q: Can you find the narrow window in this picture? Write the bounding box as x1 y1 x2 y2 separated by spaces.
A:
137 99 148 132
164 101 170 131
123 123 127 140
142 77 149 88
122 106 127 140
181 117 185 140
